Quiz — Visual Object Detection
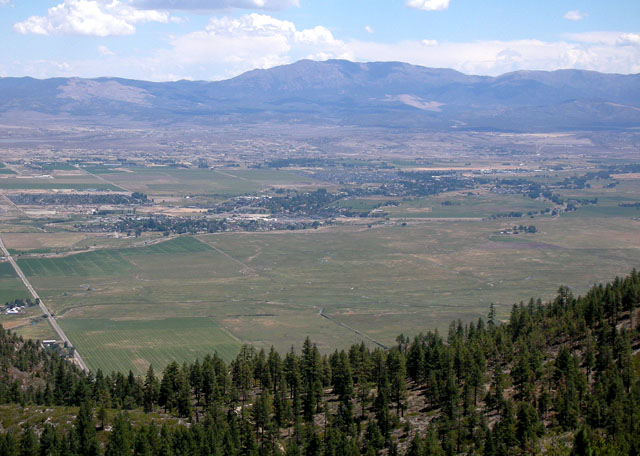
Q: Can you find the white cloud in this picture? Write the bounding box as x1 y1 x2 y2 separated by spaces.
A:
345 36 640 76
163 13 347 78
13 0 169 36
564 31 640 47
98 45 115 56
617 33 640 46
563 31 621 45
131 0 299 11
405 0 450 12
142 23 640 79
6 11 640 81
564 10 586 21
365 25 374 34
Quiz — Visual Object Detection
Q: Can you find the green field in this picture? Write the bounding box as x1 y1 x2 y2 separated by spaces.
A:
386 193 551 218
18 236 216 282
0 181 122 191
0 262 49 341
5 213 636 375
100 167 328 197
60 318 240 375
0 262 30 302
1 160 639 376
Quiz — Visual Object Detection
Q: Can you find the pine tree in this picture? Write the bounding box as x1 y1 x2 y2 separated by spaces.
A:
38 424 61 456
159 362 180 413
73 402 100 456
252 390 272 449
386 349 407 416
106 412 134 456
301 338 323 422
98 404 108 430
143 365 159 413
19 427 38 456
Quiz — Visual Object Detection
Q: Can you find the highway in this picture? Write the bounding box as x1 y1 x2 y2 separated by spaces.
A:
0 235 88 372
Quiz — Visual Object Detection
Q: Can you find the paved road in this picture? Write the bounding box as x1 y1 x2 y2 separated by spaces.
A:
0 235 88 372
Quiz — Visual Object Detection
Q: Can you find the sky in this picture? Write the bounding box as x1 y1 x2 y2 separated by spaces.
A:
0 0 639 81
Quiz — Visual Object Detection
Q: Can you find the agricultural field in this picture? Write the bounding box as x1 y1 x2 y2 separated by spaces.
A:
0 311 57 342
93 167 330 198
385 192 551 219
60 318 240 375
0 262 53 341
0 180 121 191
0 262 29 302
2 211 637 374
0 131 638 376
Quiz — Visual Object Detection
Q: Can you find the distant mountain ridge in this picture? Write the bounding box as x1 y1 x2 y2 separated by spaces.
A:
1 59 639 131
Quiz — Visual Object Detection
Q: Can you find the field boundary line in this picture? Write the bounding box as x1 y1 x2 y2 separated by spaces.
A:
78 165 129 192
217 324 242 343
318 308 388 350
18 234 179 260
1 192 29 218
0 234 89 372
212 169 252 182
203 240 260 276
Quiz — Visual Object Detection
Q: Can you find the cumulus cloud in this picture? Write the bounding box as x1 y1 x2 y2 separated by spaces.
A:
131 0 299 11
365 25 374 34
13 0 169 36
405 0 450 11
163 13 347 78
564 10 586 21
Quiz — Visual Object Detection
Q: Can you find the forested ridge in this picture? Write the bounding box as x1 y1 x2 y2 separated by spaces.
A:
0 270 639 455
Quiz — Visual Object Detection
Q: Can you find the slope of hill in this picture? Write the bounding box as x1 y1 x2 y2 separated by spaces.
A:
0 269 638 454
1 60 639 130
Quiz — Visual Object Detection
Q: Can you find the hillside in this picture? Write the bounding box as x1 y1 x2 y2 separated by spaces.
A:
1 60 640 131
0 270 638 454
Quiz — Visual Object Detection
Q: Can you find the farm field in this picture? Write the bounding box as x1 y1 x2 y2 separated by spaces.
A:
385 192 551 218
0 180 121 191
0 262 30 302
0 140 638 377
60 317 240 375
2 231 164 255
0 262 53 341
95 167 330 197
0 308 57 342
3 211 636 375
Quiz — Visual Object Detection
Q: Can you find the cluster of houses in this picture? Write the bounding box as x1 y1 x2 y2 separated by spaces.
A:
4 305 25 315
2 298 37 315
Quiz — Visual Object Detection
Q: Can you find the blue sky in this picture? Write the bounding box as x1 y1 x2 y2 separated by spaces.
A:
0 0 638 80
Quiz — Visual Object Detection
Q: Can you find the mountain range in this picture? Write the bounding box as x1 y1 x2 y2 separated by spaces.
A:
1 59 639 131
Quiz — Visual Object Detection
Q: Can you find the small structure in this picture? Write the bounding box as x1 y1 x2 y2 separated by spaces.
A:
41 340 59 349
